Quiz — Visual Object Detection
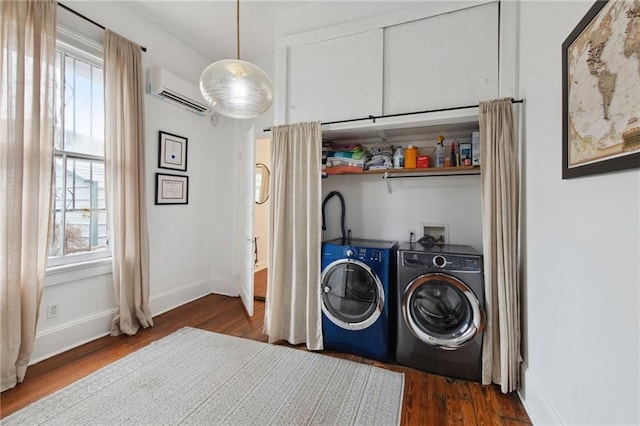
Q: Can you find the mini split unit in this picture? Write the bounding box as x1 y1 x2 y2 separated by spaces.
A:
146 67 211 116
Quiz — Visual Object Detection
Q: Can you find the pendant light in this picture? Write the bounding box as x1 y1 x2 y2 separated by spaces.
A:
199 0 273 119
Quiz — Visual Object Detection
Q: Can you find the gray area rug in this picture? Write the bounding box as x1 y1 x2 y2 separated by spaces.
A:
4 327 404 425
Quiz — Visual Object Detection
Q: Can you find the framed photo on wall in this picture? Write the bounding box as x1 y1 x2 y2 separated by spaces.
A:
155 173 189 205
158 131 188 171
561 0 640 179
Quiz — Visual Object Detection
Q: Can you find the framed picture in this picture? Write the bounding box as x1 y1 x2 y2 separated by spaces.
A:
562 0 640 179
158 131 188 171
155 173 189 205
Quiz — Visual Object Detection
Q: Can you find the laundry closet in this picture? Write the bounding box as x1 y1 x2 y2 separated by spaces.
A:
270 0 519 381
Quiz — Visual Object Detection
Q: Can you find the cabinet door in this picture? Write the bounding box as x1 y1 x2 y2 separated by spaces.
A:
287 29 383 124
383 2 499 114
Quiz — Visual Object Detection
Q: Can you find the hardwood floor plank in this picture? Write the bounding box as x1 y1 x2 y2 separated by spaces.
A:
0 294 531 425
254 268 268 301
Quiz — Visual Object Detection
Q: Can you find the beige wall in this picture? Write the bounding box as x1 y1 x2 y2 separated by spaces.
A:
254 138 271 271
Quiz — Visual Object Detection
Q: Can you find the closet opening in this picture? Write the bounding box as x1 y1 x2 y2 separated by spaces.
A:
253 138 271 301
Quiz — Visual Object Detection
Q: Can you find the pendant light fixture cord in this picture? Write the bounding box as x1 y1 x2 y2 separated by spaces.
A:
236 0 240 60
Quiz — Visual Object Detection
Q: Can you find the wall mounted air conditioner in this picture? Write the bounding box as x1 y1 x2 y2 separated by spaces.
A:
146 67 211 116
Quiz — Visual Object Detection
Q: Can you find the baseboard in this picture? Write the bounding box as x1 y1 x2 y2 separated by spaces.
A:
210 278 239 297
518 362 564 425
32 279 215 365
31 309 115 365
149 279 213 316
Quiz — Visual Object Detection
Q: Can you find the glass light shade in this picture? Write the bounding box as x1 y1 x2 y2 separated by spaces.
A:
199 59 273 119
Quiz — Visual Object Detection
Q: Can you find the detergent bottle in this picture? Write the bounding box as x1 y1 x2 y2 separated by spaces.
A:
393 146 404 169
404 145 418 169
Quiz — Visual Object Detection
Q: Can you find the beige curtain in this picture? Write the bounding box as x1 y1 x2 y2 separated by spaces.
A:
0 0 57 392
479 98 521 393
264 122 323 350
103 30 152 336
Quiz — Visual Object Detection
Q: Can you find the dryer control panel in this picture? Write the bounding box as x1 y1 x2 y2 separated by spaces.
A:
401 251 481 273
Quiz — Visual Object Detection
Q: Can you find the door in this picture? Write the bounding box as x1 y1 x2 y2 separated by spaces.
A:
402 273 483 349
321 258 384 330
383 2 499 114
287 29 383 123
239 126 255 315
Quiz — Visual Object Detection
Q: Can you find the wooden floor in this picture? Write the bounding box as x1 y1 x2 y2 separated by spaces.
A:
254 267 268 301
0 295 531 425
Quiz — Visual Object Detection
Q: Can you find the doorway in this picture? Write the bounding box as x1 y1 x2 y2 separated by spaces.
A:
253 138 271 301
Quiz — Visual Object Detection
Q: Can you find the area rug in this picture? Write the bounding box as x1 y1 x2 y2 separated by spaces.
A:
4 327 404 425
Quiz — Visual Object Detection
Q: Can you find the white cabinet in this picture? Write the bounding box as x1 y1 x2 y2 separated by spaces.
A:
286 29 383 124
281 1 502 125
383 2 499 115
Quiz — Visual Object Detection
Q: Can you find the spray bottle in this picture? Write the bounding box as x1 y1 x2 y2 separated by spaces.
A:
435 135 445 168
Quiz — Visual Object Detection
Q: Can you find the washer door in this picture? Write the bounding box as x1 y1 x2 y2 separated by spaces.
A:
402 273 484 349
321 258 384 331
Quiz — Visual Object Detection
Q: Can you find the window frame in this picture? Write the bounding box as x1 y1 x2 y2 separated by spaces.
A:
47 27 111 270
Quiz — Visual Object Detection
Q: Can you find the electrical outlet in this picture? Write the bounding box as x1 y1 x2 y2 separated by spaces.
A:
46 303 59 319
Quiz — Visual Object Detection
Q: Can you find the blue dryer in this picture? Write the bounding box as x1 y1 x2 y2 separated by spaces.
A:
320 238 397 361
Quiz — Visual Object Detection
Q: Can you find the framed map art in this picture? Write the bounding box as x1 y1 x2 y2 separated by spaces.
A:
562 0 640 179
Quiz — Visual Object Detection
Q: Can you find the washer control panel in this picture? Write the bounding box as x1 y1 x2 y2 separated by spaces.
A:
341 246 384 263
402 251 481 273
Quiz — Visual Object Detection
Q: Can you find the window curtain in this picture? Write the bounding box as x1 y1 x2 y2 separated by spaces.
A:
103 30 152 336
264 122 323 350
479 98 521 393
0 0 57 392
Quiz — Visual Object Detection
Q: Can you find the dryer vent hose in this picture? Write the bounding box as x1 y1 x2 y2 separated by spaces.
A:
322 191 347 245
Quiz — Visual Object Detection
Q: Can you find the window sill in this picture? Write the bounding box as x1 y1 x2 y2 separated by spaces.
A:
45 258 113 287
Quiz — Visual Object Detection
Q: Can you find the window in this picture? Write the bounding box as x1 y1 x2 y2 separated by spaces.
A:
48 33 109 267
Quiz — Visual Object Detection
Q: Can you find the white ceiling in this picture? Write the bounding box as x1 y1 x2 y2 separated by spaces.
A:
127 1 423 63
128 1 311 62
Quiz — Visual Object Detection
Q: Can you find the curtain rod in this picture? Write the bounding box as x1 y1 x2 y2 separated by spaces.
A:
58 2 147 52
262 98 524 132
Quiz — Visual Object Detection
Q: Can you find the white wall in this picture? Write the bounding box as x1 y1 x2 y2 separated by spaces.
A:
518 2 640 425
34 1 238 362
322 172 482 250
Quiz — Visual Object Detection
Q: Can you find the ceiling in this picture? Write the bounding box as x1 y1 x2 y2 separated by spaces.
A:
128 1 312 62
127 1 422 63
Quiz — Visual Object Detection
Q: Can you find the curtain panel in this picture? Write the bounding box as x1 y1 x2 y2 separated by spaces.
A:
264 122 323 350
103 30 152 336
479 98 521 393
0 0 57 392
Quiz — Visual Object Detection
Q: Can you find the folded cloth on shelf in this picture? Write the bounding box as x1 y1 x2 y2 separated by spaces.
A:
325 165 364 174
364 145 393 170
333 143 363 152
368 145 393 157
326 155 369 168
365 158 392 170
333 150 367 160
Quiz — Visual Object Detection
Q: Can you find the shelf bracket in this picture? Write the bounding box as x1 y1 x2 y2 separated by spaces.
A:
382 170 481 194
384 172 392 194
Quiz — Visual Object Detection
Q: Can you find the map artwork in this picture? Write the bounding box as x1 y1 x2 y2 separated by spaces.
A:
566 0 640 167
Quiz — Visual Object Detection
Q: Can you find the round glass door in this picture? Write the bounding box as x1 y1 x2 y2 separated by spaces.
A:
402 273 483 348
321 259 384 330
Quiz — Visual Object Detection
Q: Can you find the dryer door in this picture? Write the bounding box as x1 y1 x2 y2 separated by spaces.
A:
321 258 384 331
402 273 484 349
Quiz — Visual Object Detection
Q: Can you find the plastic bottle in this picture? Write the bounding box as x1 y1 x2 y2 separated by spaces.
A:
435 135 445 168
450 142 456 167
405 145 418 169
393 146 404 169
